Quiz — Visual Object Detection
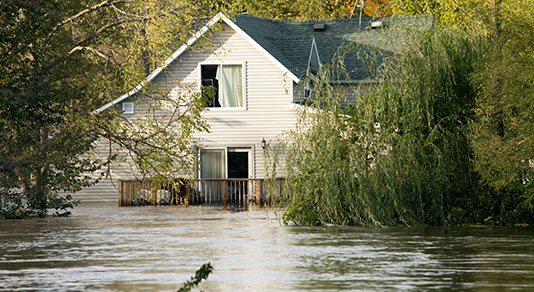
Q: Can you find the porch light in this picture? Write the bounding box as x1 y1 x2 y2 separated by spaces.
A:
261 138 267 149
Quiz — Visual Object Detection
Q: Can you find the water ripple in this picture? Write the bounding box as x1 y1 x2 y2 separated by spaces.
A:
1 204 534 291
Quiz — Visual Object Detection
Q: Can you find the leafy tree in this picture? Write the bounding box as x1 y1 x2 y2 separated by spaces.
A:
347 0 393 17
0 0 228 218
468 0 534 224
393 0 534 224
271 28 484 226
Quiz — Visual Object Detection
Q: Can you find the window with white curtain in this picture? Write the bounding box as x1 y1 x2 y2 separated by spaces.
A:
200 149 226 179
201 64 244 108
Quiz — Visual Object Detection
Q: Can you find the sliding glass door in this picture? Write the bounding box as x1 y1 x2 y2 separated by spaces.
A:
200 148 251 179
199 148 251 204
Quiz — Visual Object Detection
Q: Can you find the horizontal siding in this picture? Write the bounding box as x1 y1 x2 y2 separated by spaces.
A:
72 137 147 202
74 23 297 202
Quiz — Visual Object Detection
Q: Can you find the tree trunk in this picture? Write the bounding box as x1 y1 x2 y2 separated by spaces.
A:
140 26 150 76
35 126 49 216
489 0 504 138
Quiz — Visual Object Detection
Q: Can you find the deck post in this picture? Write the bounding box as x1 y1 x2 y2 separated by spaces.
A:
255 179 261 209
118 181 123 207
222 181 228 208
184 185 190 207
126 180 132 207
122 180 132 207
150 182 155 206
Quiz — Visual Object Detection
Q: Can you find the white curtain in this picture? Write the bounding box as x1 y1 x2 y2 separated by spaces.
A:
216 65 243 107
201 150 225 179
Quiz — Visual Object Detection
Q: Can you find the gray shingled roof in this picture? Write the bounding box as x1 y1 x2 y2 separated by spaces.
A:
234 14 434 81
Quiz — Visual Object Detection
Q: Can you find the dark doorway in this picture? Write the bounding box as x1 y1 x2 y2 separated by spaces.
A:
228 151 249 178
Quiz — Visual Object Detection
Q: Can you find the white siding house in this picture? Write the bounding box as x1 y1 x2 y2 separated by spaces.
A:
75 15 299 202
74 13 433 203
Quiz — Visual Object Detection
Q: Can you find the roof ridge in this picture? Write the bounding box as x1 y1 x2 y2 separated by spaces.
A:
265 35 351 41
235 14 279 23
239 14 433 23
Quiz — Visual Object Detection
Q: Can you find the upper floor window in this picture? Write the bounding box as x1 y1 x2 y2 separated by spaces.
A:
201 64 244 108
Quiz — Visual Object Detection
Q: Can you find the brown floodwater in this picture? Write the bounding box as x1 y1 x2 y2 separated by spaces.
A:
1 203 534 291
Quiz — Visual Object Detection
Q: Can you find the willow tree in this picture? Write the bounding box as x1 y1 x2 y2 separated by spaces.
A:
273 28 484 226
0 0 232 218
395 0 534 224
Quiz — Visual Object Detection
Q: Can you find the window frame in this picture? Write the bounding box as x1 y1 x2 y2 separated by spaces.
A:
198 146 252 179
198 62 247 111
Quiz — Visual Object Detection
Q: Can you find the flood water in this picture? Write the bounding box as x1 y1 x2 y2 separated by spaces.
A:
1 204 534 291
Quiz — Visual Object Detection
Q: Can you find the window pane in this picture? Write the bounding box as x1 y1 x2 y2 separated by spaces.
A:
219 65 243 107
201 65 220 107
227 150 249 178
200 150 225 178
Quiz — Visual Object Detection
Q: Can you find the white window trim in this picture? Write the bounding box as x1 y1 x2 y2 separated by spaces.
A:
198 147 227 179
198 62 247 111
306 37 321 77
198 146 253 179
122 101 134 115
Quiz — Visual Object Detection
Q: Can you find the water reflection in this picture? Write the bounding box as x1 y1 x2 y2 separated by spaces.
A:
0 203 533 291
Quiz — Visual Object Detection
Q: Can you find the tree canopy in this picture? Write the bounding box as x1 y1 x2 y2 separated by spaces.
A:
232 0 392 19
0 0 233 218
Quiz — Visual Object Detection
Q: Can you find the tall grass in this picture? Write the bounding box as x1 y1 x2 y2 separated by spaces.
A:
271 28 485 226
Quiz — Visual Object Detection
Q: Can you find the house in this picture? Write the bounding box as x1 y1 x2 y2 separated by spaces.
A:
74 13 433 203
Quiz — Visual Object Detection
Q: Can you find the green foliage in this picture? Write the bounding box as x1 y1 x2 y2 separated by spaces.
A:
0 189 31 219
471 0 534 193
437 0 534 225
266 0 534 226
177 262 214 292
233 0 360 19
272 28 484 226
0 0 230 217
392 0 491 33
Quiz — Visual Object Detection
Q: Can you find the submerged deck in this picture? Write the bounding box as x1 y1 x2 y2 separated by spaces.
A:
118 178 283 209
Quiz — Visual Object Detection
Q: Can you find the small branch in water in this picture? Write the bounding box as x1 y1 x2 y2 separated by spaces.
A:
177 262 214 292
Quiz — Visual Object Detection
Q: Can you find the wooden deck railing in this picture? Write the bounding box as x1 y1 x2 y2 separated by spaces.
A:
118 178 284 209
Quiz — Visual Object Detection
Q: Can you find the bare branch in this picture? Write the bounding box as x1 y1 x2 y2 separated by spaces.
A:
0 42 18 64
68 46 110 60
110 3 145 19
43 0 130 48
43 19 131 71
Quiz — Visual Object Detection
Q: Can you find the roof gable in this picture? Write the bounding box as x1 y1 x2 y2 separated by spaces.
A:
95 13 299 114
96 13 433 113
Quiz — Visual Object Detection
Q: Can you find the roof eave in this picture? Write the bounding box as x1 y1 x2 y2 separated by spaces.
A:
93 12 225 114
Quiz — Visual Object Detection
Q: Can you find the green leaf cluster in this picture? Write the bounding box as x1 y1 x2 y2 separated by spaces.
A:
272 27 485 226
